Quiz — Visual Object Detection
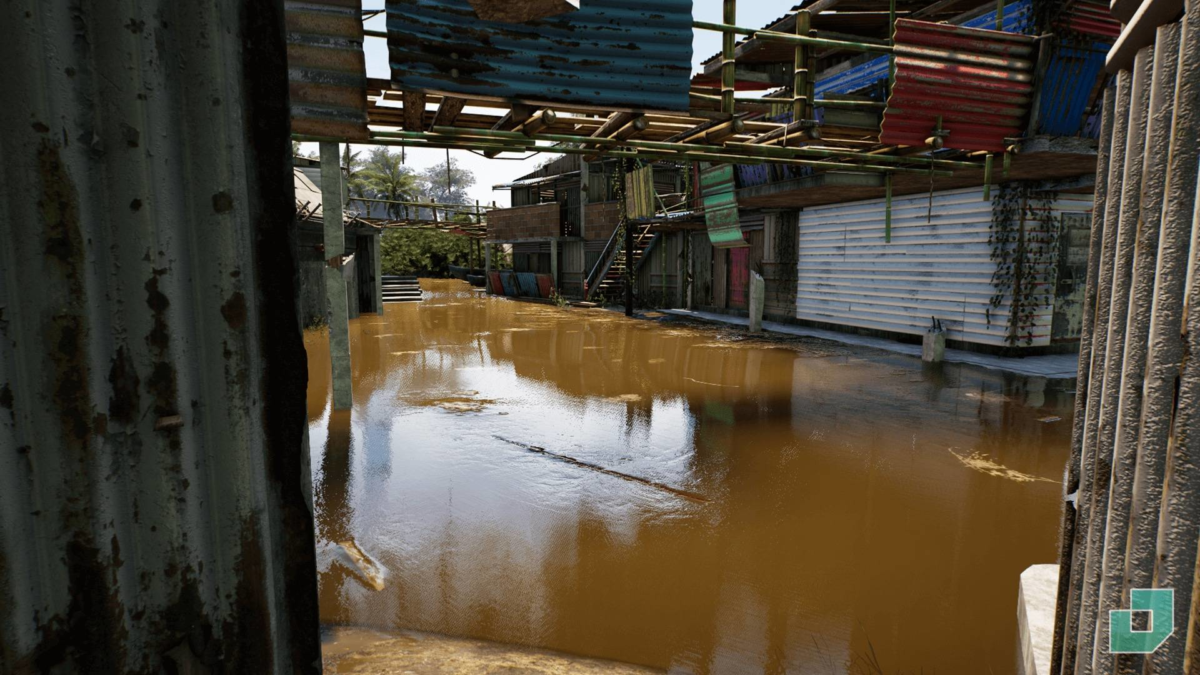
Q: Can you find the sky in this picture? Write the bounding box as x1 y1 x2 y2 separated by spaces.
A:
298 1 792 207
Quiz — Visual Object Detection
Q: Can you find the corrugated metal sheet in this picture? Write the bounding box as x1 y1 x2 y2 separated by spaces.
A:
287 0 370 140
0 1 320 672
816 0 1034 99
795 186 1093 347
700 165 745 248
1036 41 1111 137
637 232 684 307
385 0 694 111
881 20 1036 152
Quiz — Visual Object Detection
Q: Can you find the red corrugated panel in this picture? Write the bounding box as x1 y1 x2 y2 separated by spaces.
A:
1065 2 1123 39
881 19 1036 153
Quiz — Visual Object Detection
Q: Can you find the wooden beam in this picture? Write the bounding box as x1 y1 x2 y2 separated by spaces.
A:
912 0 967 19
402 91 427 131
483 104 536 157
429 96 467 130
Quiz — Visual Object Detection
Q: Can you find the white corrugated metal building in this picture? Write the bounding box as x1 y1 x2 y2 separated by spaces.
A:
794 186 1093 348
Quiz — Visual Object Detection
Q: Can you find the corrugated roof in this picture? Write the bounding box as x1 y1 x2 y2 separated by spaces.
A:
880 20 1036 152
385 0 694 111
287 0 370 140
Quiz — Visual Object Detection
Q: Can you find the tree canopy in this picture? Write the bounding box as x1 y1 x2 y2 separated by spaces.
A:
358 147 420 220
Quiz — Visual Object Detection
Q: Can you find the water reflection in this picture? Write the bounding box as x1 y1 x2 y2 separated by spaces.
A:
306 280 1071 673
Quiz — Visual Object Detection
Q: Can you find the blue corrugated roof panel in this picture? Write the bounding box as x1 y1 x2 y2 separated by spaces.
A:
1037 42 1109 137
385 0 693 111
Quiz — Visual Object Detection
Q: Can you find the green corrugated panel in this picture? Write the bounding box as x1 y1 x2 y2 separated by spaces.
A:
700 164 746 248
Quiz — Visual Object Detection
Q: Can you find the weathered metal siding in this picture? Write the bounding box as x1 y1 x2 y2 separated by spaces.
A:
712 247 728 309
690 232 714 308
560 239 587 299
795 186 1092 347
385 0 693 111
637 233 683 308
763 212 799 319
1052 5 1200 671
0 1 320 672
286 0 369 140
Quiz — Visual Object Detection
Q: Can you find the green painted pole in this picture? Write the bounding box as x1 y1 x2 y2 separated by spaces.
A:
984 154 994 201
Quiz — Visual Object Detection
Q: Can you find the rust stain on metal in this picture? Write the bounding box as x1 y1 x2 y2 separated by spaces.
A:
220 291 248 330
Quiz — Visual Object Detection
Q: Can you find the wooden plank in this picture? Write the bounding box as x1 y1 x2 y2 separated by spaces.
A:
402 91 426 131
430 96 467 129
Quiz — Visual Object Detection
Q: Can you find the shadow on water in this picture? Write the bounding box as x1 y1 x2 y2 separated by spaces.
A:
304 280 1073 674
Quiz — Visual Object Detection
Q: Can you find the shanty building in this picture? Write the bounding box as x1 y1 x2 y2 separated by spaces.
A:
677 0 1115 351
293 155 385 328
487 156 692 303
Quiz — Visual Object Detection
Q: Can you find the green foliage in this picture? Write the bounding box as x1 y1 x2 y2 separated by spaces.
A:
989 183 1062 346
342 145 366 197
420 158 476 206
380 229 472 276
360 148 420 219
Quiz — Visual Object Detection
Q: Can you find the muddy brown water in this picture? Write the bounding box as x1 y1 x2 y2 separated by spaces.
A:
306 279 1072 674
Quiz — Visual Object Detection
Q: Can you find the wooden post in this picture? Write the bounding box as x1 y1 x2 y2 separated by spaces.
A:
579 159 589 239
485 242 493 293
319 142 353 410
550 238 559 292
625 218 634 316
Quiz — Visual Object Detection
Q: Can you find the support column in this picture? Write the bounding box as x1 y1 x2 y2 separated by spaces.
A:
579 160 589 239
485 242 493 293
550 237 559 292
320 141 353 410
372 234 383 313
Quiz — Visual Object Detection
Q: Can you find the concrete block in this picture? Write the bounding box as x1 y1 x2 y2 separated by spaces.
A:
1018 564 1059 675
922 329 946 363
469 0 579 23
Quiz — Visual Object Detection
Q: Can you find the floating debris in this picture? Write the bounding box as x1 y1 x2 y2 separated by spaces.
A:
335 540 386 591
407 391 496 414
684 376 739 389
948 448 1057 484
494 436 708 504
1038 416 1062 423
606 394 642 403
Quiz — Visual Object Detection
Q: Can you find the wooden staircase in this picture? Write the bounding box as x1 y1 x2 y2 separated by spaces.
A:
585 222 659 304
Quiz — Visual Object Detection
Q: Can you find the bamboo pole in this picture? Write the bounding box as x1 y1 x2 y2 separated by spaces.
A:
693 20 894 55
419 127 976 169
722 0 736 115
793 10 811 126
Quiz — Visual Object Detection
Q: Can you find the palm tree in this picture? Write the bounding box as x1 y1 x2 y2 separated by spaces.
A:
358 148 419 220
342 144 366 197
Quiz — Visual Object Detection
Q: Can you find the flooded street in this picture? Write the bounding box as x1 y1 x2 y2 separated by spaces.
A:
306 280 1072 673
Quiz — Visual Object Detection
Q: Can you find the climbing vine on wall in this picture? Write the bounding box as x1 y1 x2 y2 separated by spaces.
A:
989 183 1062 346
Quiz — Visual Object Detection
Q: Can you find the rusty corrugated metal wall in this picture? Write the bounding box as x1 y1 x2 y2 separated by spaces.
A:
0 1 321 672
1051 2 1200 672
